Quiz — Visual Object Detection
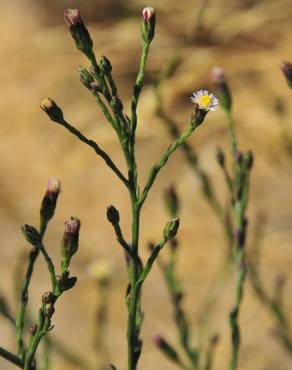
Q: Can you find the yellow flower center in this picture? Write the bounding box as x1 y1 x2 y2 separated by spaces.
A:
199 95 211 108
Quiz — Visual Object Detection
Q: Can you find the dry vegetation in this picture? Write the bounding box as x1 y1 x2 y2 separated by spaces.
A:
1 0 292 369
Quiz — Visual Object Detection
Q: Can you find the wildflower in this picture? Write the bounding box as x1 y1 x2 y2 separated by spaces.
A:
87 260 113 285
40 98 64 123
142 7 156 43
212 66 232 111
191 89 218 111
280 61 292 88
64 9 93 58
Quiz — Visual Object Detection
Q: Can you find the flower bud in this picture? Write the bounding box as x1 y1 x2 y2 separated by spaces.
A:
41 291 55 305
142 7 156 43
64 9 93 58
163 217 180 241
215 147 225 168
56 272 77 292
100 56 112 74
212 67 232 111
40 177 61 231
164 184 179 217
153 335 180 364
21 225 41 246
280 61 292 89
60 217 81 266
43 303 55 319
244 150 254 170
40 98 64 123
77 65 94 89
107 205 120 225
29 323 37 336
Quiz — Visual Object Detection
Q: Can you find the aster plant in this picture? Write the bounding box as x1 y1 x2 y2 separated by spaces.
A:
40 7 217 370
0 178 81 370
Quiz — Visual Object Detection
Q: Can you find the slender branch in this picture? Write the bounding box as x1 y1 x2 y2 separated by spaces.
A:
37 242 58 294
139 121 201 206
55 119 129 187
111 223 133 257
0 346 24 369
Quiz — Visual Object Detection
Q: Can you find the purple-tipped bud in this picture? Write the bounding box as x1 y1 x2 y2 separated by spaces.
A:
280 61 292 89
64 9 93 58
60 217 81 268
40 98 64 123
141 7 156 43
40 178 61 233
211 66 232 111
164 184 179 217
29 323 38 336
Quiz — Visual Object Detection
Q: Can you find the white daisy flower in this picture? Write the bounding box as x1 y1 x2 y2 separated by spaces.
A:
191 89 218 111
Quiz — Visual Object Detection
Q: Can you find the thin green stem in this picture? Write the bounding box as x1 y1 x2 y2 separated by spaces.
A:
54 119 129 188
226 110 237 157
139 121 201 207
37 242 58 295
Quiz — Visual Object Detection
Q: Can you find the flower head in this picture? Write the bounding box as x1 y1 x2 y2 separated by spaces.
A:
191 90 218 111
143 7 155 21
47 177 61 195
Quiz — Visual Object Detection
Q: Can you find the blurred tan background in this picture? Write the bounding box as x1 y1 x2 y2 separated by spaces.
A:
1 0 292 369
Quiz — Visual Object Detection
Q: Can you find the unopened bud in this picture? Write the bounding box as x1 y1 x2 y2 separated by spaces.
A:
60 217 81 266
216 147 225 167
212 67 232 111
77 65 94 89
142 7 156 43
29 323 38 336
100 56 112 74
40 98 64 123
107 205 120 225
164 217 180 241
43 303 55 319
280 61 292 89
41 291 55 305
57 272 77 292
164 184 179 217
22 225 41 246
64 9 93 58
153 335 180 363
40 177 61 231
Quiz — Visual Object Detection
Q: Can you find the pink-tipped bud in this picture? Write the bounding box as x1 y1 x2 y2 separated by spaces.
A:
40 177 61 232
61 217 81 269
211 66 232 111
47 177 61 197
141 7 156 43
280 61 292 88
64 9 93 58
211 66 226 85
143 7 155 21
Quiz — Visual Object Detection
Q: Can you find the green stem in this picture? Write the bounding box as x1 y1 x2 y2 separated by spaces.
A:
37 242 58 295
139 121 201 206
0 346 24 368
226 110 237 157
54 119 129 188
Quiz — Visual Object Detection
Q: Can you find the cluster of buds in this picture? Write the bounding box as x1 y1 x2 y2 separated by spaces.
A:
64 9 93 58
56 271 77 292
163 217 180 241
212 67 232 111
142 7 156 43
60 217 81 269
280 61 292 89
40 177 61 231
40 98 64 123
164 184 179 217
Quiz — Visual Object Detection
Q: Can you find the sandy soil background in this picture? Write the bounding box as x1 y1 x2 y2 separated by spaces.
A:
1 0 292 369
